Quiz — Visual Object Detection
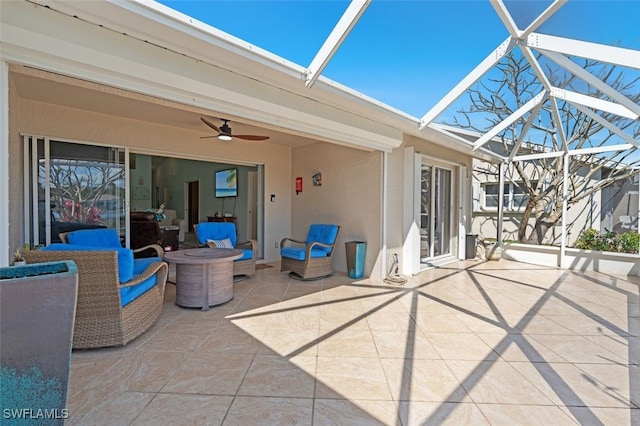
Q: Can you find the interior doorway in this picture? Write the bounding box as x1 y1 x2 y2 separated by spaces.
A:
187 180 199 233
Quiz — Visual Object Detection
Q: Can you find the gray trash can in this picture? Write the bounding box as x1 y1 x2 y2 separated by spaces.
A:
465 234 477 259
345 241 366 279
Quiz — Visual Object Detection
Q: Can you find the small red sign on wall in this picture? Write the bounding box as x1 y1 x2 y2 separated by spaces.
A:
295 177 303 194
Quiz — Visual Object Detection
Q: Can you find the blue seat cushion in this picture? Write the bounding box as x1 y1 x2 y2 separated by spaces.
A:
235 249 253 262
280 247 329 261
66 228 122 248
195 222 237 246
120 275 157 307
133 257 163 274
306 224 339 255
43 243 135 283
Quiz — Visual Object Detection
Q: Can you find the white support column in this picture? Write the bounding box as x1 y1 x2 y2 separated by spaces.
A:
380 151 388 280
560 154 569 268
0 61 9 266
497 162 505 246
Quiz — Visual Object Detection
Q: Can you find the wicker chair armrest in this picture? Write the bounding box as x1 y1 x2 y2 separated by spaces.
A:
280 237 305 247
305 241 334 257
236 239 257 259
120 261 168 287
133 244 164 257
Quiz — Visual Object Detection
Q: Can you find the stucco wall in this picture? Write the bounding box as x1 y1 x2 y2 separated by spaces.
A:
291 143 382 277
11 95 292 263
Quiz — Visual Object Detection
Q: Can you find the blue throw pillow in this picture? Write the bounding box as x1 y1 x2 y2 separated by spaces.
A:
67 228 122 248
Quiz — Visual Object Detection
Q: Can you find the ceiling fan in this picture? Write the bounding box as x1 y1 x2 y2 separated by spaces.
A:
200 117 270 141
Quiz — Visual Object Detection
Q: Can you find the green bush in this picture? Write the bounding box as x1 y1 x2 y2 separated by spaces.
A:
574 228 639 253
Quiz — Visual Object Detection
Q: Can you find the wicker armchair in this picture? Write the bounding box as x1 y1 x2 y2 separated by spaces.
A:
194 222 257 277
23 248 168 349
280 224 340 280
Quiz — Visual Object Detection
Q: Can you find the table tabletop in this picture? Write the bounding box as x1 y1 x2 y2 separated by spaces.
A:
163 247 243 264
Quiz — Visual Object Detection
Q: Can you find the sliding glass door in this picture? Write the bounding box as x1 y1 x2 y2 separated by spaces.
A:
25 137 127 246
420 161 452 261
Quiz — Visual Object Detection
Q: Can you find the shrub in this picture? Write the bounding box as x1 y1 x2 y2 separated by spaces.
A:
574 228 639 253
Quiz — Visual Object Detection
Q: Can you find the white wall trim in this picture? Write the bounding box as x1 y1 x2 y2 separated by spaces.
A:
0 61 9 266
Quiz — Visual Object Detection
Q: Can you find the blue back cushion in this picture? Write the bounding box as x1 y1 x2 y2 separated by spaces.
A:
67 228 122 248
195 222 237 247
43 243 135 283
306 224 339 254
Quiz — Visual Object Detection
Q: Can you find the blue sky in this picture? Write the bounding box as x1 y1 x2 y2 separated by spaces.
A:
157 1 639 118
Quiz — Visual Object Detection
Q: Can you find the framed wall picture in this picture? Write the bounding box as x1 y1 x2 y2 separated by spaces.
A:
312 172 322 186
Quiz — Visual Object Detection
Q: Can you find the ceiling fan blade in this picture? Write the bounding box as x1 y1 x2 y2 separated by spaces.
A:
200 117 221 133
200 136 217 139
234 135 270 141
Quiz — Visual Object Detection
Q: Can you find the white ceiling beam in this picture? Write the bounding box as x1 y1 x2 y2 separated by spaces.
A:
540 50 640 117
490 0 521 38
305 0 370 88
520 45 552 90
572 103 640 147
472 91 546 151
508 100 546 161
527 32 640 70
520 0 567 39
549 97 568 152
569 144 635 156
420 37 517 128
552 87 637 120
513 150 564 161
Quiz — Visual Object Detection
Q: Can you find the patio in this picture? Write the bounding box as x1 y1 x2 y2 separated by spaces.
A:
66 259 639 425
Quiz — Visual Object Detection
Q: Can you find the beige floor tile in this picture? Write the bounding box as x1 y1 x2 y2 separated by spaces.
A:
61 260 638 425
413 312 473 333
196 323 266 355
560 406 638 425
372 329 441 360
397 401 489 426
367 308 416 331
317 328 379 358
475 333 569 363
84 350 186 392
319 304 371 331
445 360 556 405
315 356 393 401
508 361 632 409
133 393 233 425
476 403 577 425
68 353 124 391
65 389 154 426
257 326 320 357
223 396 313 425
237 354 316 397
529 334 628 364
381 358 469 402
423 332 498 361
161 352 254 395
314 399 400 426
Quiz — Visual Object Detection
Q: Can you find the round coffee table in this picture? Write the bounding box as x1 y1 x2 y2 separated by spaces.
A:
163 248 243 310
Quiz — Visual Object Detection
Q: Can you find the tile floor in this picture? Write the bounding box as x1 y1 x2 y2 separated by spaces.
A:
66 259 639 425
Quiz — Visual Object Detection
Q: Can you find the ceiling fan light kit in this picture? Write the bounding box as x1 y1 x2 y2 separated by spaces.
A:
200 117 269 141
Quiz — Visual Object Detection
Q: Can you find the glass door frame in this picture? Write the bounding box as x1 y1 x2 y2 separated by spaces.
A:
419 157 455 263
23 135 130 248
